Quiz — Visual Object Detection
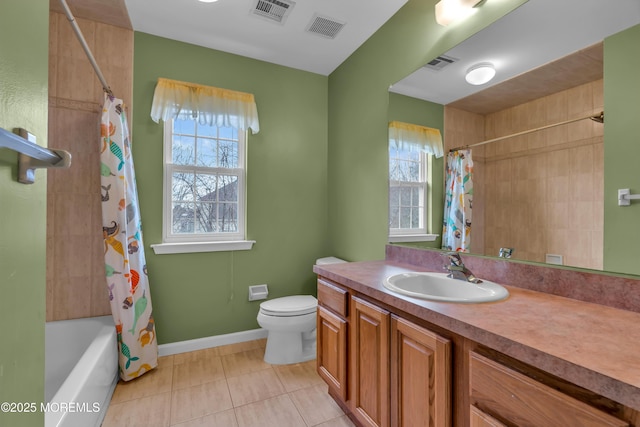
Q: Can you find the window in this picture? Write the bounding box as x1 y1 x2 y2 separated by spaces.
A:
149 79 259 254
152 118 253 254
387 121 443 243
389 142 429 237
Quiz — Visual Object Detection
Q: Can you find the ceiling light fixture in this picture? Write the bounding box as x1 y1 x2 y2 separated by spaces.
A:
435 0 482 26
198 0 219 3
465 62 495 85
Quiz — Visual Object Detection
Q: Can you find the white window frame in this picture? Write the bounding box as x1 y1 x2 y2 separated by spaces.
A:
151 118 255 254
388 148 437 243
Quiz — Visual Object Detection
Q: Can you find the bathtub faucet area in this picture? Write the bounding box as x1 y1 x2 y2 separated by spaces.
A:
499 247 514 258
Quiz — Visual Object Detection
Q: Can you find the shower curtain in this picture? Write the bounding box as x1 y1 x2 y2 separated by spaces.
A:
442 149 474 252
101 94 158 381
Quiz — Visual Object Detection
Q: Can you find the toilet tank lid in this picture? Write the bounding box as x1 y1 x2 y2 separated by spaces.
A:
316 256 347 265
260 295 317 315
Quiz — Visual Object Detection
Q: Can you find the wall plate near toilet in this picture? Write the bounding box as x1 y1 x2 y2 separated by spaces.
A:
248 284 269 301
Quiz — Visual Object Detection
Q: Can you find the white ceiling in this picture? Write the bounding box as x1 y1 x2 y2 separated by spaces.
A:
124 0 408 76
389 0 640 105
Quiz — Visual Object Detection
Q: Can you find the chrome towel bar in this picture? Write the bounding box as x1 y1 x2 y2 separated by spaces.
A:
0 127 72 184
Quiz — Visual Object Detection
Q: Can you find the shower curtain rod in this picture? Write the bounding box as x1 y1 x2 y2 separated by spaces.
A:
59 0 113 96
449 111 604 152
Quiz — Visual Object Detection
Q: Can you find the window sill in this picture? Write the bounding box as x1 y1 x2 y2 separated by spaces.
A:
150 240 256 255
388 234 438 243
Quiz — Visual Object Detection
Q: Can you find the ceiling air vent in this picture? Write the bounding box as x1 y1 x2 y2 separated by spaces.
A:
251 0 295 25
306 14 345 39
423 54 458 71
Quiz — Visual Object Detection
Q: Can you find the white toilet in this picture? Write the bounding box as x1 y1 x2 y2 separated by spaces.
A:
257 257 346 364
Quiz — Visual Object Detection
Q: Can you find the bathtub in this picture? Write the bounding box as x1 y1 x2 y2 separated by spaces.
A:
45 315 118 427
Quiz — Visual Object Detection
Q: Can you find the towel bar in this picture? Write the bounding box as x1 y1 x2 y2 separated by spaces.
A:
0 127 72 184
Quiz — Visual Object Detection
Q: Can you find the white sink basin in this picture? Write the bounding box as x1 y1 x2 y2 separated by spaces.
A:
383 272 509 303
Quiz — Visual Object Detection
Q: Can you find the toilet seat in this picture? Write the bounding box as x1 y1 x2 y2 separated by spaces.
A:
259 295 317 317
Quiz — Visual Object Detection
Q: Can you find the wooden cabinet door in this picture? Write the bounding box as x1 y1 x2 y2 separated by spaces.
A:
390 315 451 427
317 306 348 401
350 296 390 427
469 406 508 427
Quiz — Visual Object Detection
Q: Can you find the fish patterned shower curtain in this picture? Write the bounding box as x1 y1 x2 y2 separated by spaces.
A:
442 149 474 252
101 94 158 381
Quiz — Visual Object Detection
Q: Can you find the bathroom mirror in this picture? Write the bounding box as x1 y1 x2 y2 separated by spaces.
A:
389 0 640 273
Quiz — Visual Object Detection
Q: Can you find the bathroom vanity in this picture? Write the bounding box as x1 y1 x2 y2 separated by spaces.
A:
314 246 640 427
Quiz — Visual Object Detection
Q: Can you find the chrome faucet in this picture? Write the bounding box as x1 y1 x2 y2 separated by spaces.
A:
444 252 483 284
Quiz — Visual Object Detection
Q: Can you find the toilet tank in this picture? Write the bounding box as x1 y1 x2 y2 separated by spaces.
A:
316 257 347 265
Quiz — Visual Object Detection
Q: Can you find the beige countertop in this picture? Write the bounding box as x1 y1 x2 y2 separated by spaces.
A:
314 259 640 411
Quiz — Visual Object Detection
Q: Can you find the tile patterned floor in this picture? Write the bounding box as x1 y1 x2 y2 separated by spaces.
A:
102 339 354 427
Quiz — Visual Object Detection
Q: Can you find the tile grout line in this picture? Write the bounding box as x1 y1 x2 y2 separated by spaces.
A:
287 389 313 427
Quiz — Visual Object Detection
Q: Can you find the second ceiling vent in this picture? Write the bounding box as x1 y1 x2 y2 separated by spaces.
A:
251 0 296 24
306 14 346 39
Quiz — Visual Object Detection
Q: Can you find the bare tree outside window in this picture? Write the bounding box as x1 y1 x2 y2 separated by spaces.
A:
170 119 241 236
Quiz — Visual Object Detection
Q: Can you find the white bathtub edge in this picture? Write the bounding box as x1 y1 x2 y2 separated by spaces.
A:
45 318 118 427
95 373 118 427
158 328 268 356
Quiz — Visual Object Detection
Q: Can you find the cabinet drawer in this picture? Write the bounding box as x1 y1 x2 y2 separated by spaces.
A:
470 405 507 427
317 279 348 317
469 352 627 427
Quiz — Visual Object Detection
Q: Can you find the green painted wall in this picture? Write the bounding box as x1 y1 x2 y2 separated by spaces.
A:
133 33 329 344
603 24 640 275
327 0 529 261
0 1 48 426
388 92 444 249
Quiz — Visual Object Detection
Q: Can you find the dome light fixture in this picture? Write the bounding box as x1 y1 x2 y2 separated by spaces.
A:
198 0 219 3
465 63 496 85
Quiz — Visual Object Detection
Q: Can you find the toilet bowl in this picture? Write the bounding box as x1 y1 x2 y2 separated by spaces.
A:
257 295 317 364
257 257 346 364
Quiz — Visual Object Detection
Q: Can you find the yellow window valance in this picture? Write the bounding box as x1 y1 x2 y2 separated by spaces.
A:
389 121 443 158
150 78 260 134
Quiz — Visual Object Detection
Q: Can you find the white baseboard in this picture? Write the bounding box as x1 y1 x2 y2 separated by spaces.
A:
158 328 268 357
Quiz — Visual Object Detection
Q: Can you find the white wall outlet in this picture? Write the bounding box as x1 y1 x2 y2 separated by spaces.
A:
248 284 269 301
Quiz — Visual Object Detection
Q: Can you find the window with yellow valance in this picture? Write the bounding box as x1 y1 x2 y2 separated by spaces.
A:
388 121 443 158
150 78 260 134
